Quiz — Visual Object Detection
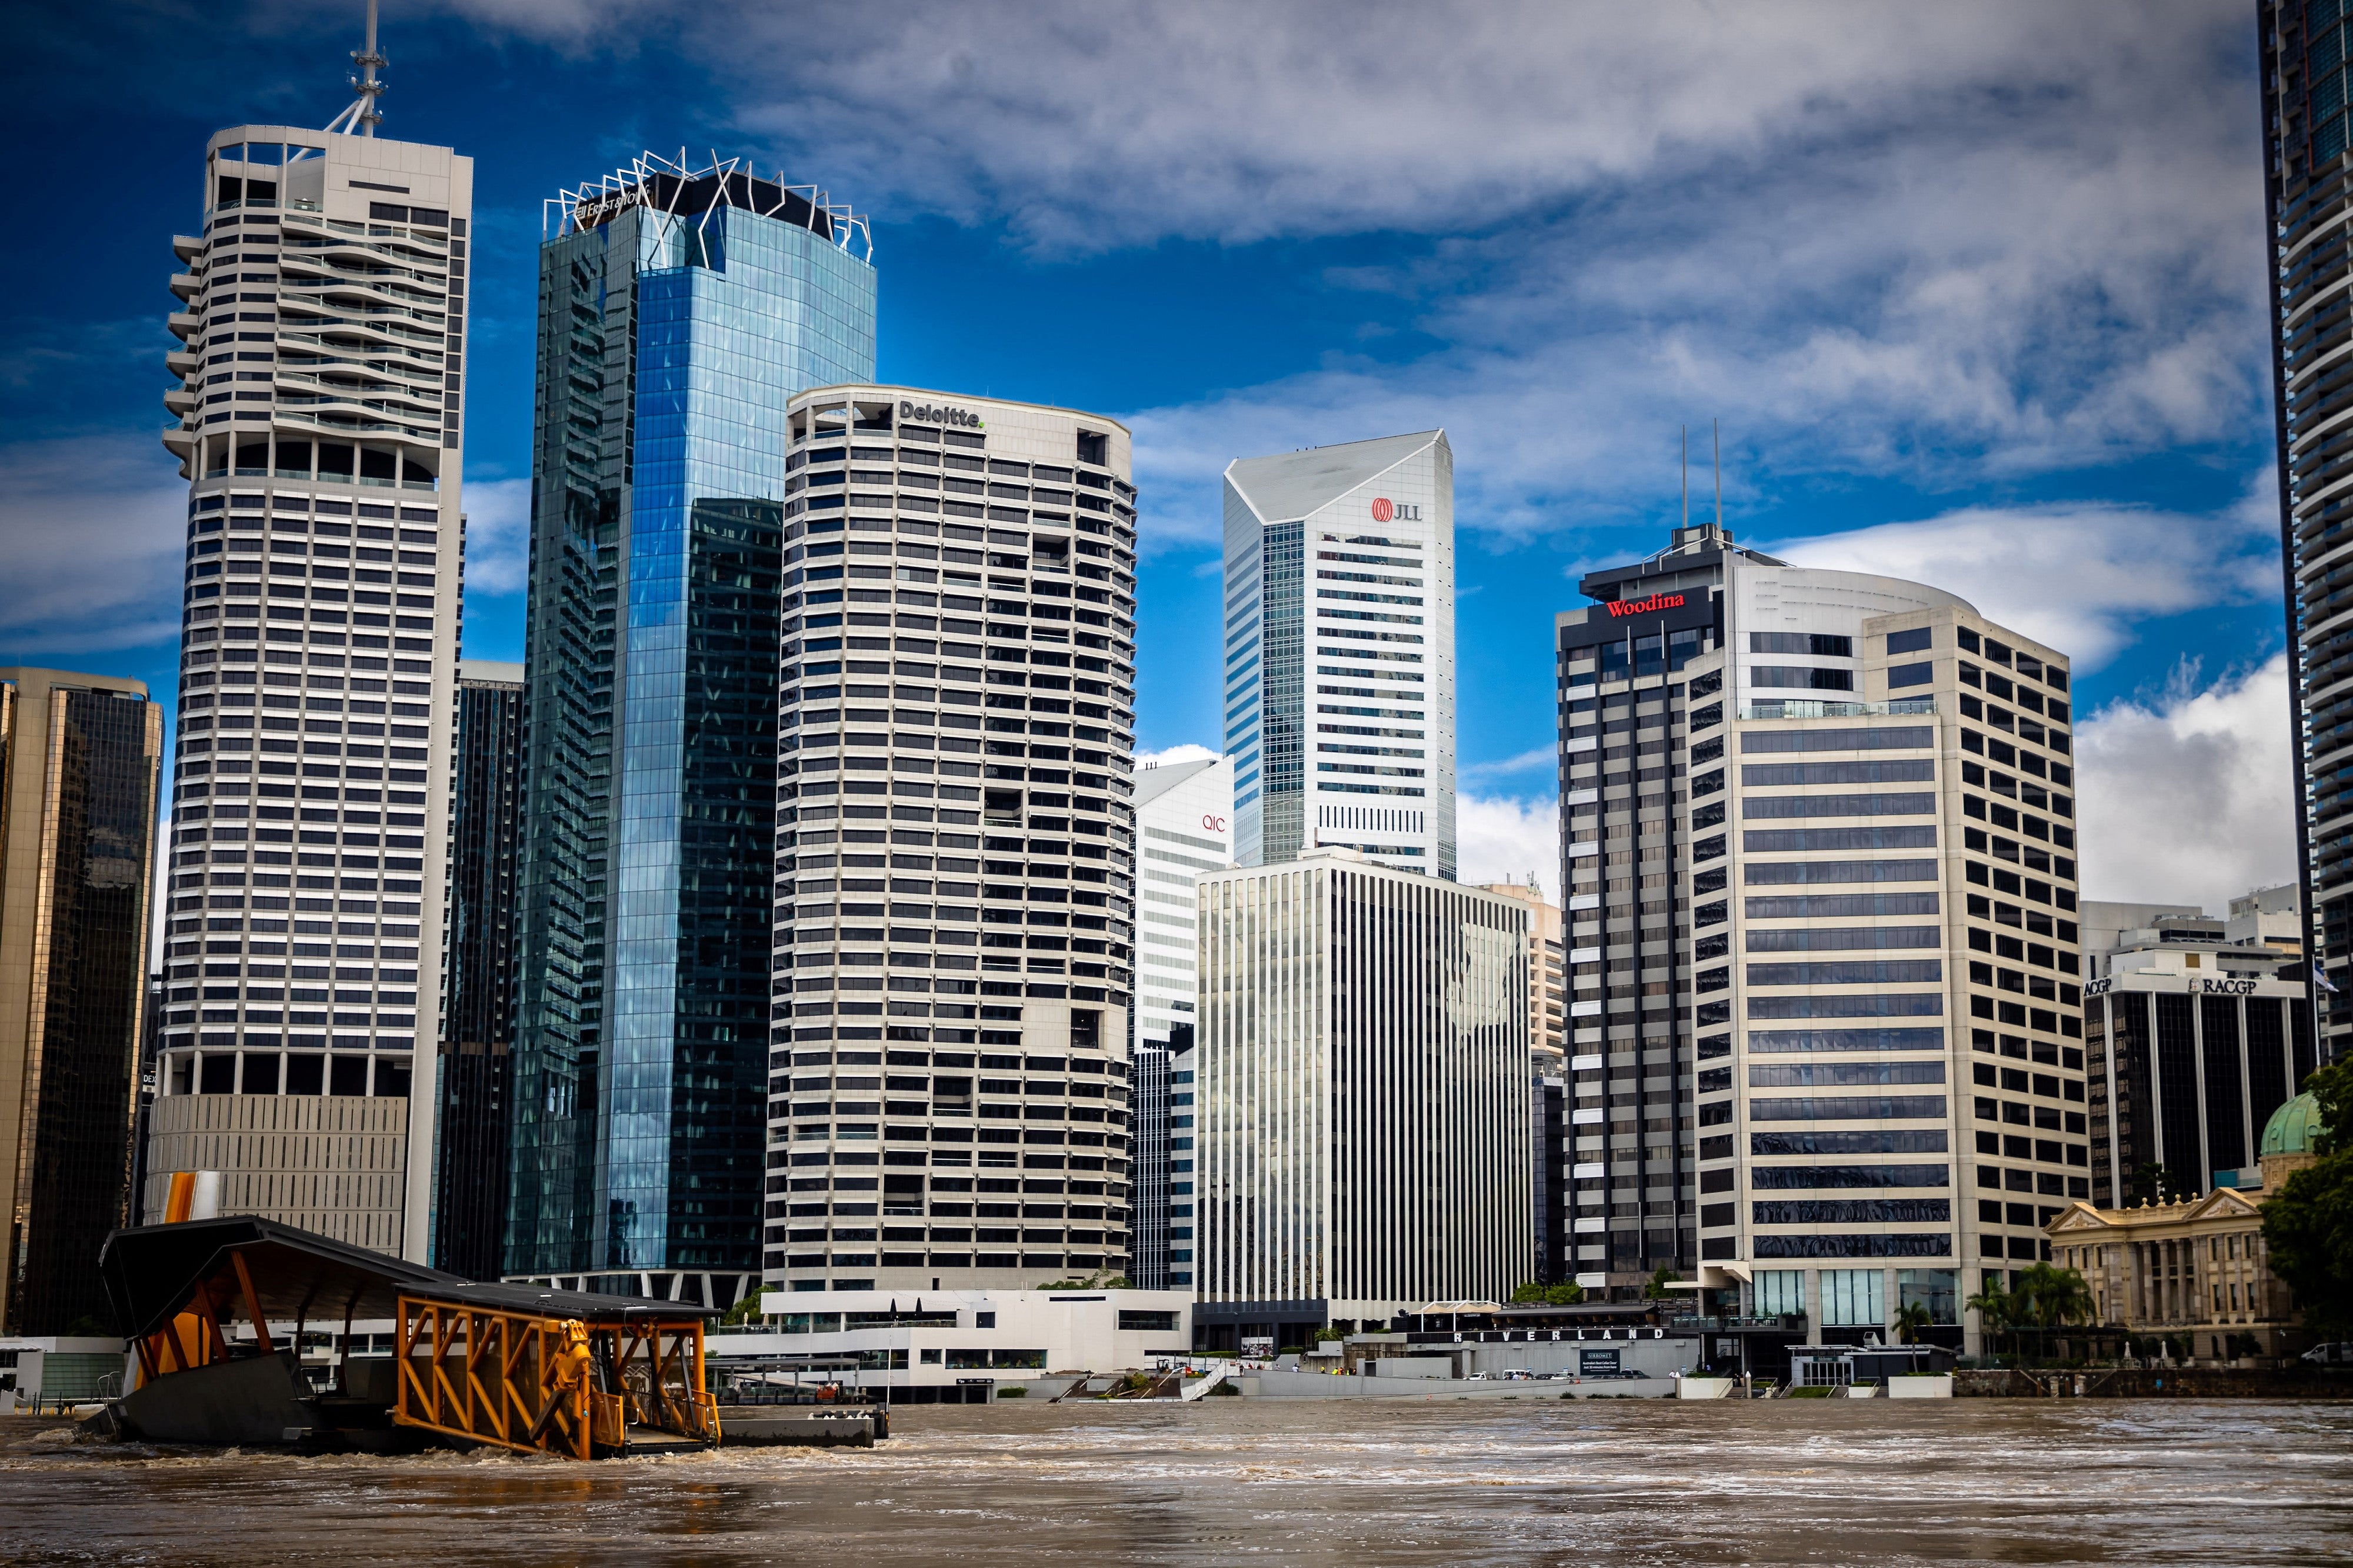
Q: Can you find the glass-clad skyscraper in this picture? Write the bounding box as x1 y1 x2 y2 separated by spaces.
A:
2262 2 2351 1057
508 155 876 1293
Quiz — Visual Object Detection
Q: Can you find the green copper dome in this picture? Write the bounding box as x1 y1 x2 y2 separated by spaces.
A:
2261 1092 2324 1157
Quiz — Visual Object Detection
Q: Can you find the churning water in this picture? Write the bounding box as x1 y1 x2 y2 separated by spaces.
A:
4 1398 2349 1564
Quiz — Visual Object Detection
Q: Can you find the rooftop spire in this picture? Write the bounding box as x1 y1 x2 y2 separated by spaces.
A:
326 0 387 138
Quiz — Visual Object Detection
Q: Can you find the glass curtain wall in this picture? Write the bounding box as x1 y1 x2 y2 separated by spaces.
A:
510 193 876 1277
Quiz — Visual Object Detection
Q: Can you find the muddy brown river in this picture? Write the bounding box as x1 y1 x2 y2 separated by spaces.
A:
3 1398 2348 1564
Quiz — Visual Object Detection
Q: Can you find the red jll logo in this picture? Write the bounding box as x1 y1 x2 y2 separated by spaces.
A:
1371 497 1395 523
1607 592 1686 619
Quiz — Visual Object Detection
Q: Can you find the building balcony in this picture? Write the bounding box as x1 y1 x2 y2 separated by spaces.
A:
1741 698 1937 720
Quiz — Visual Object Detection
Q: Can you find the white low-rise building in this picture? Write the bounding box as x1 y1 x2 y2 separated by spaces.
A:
731 1287 1194 1400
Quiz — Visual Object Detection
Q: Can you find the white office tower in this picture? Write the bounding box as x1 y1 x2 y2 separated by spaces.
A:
1128 752 1231 1289
1222 432 1456 878
1194 849 1530 1329
144 104 472 1260
1555 522 2086 1353
768 386 1140 1294
1132 755 1234 1046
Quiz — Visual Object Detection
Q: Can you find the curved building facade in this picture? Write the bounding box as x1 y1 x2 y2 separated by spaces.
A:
766 386 1141 1293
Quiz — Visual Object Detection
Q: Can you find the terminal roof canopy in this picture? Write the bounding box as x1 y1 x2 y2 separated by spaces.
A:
1224 431 1442 525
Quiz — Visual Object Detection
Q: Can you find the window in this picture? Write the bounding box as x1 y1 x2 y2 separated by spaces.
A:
1887 661 1934 689
1754 1269 1805 1316
1751 633 1854 656
1751 666 1856 691
1886 627 1933 655
1118 1309 1178 1332
1820 1268 1886 1326
1899 1268 1958 1325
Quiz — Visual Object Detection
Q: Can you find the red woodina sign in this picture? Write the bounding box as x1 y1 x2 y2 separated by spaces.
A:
1605 592 1686 619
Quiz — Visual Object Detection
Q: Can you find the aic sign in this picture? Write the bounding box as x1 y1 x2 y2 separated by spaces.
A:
901 399 984 429
1370 497 1423 523
1605 591 1687 619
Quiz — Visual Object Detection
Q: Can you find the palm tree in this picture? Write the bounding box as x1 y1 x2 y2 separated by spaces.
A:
1894 1301 1933 1345
2011 1263 2094 1362
1966 1277 2014 1360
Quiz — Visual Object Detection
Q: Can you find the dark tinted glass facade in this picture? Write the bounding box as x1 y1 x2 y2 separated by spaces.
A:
508 163 877 1280
2087 985 2309 1200
0 676 162 1332
433 670 522 1279
2263 1 2351 1055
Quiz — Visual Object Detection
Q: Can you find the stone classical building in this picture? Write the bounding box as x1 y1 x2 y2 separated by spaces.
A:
2044 1090 2324 1363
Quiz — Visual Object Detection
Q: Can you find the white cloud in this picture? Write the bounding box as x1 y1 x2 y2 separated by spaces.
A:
1462 747 1555 785
1138 742 1221 769
459 475 532 597
1767 486 2280 669
1455 792 1560 904
2074 653 2297 916
0 433 188 657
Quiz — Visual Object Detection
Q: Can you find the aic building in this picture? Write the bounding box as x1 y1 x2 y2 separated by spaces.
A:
506 155 876 1297
144 120 473 1259
1194 849 1531 1335
1222 432 1457 877
765 386 1141 1295
0 671 162 1333
1556 522 2088 1343
1128 752 1231 1292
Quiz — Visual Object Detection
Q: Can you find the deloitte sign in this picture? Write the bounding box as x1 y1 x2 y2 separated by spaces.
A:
901 399 985 430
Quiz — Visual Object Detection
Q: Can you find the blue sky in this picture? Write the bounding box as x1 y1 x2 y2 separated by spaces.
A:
0 1 2298 911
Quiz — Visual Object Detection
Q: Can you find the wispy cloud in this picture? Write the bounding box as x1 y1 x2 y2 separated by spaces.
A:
1462 747 1555 785
0 432 188 659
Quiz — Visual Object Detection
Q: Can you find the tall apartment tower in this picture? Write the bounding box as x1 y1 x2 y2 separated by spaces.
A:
1128 752 1231 1290
1194 848 1529 1336
1222 432 1455 877
0 672 162 1333
432 660 524 1279
2261 1 2352 1058
508 155 878 1297
145 114 472 1261
1557 523 2088 1349
766 385 1139 1296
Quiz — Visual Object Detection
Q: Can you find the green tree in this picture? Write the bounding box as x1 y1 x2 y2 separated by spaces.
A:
1894 1301 1933 1345
1544 1282 1587 1306
1509 1280 1547 1304
2263 1059 2353 1340
2007 1262 2094 1360
1966 1277 2014 1359
1645 1267 1682 1300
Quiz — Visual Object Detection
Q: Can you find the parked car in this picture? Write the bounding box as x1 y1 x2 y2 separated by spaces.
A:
2301 1342 2353 1366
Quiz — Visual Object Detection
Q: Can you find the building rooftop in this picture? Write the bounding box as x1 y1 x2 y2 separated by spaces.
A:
2262 1091 2325 1157
1224 431 1442 525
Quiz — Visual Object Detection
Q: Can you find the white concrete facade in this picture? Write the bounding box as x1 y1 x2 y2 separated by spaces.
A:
1132 755 1232 1047
1195 849 1530 1317
768 386 1139 1294
1222 432 1456 879
736 1287 1194 1390
148 124 474 1261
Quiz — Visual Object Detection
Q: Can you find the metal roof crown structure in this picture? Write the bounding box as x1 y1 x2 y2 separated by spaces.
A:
1225 431 1443 523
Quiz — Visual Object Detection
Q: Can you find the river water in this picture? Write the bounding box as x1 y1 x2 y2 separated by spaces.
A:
5 1399 2349 1565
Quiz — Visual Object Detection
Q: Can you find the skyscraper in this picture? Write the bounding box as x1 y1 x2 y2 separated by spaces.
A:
1222 432 1456 878
432 660 523 1279
144 106 472 1260
1128 752 1231 1290
1556 521 2087 1349
2261 1 2351 1056
765 385 1139 1296
508 154 878 1295
1194 849 1530 1334
0 670 162 1333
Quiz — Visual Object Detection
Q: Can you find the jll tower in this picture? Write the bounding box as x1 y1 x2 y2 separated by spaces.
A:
142 24 471 1259
507 155 877 1300
1221 433 1456 876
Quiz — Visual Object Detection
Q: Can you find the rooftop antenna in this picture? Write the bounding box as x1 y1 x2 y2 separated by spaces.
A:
326 0 388 138
1680 425 1689 532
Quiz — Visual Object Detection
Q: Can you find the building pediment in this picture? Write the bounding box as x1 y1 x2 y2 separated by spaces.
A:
2047 1202 2112 1234
2184 1187 2263 1222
